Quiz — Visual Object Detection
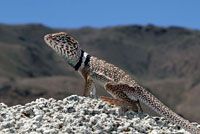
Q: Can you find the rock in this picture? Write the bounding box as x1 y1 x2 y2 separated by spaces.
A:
0 95 197 134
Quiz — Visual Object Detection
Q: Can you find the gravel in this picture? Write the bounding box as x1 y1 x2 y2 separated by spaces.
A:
0 95 199 134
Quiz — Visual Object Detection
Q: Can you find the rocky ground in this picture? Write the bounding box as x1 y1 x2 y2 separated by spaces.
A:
1 95 199 134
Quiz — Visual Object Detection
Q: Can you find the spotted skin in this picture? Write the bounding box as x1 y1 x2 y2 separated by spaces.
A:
44 32 200 134
106 82 200 133
44 32 81 67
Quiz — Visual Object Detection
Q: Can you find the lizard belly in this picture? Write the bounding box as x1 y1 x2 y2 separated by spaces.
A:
90 72 111 87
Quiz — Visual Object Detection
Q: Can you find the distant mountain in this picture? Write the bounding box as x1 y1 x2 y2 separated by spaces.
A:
0 23 199 123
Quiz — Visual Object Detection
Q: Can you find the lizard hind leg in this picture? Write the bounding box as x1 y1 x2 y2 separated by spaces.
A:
102 82 143 113
101 96 139 112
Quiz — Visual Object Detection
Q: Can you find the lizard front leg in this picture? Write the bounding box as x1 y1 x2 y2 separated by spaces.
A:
102 81 143 113
80 70 96 97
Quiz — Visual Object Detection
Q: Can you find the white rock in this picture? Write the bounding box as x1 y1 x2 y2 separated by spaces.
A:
0 95 198 134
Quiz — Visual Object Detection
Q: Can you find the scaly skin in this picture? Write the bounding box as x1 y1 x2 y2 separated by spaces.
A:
44 32 200 134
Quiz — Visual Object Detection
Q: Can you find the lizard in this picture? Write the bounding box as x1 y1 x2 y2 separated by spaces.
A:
44 32 200 134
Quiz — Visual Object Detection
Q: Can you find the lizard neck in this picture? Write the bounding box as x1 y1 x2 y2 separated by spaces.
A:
73 50 91 71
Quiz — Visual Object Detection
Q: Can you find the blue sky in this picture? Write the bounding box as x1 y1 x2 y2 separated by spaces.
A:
0 0 200 29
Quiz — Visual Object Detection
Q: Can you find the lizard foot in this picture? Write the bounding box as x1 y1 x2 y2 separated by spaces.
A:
101 96 138 112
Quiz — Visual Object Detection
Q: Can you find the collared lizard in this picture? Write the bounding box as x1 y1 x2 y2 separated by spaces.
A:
44 32 200 134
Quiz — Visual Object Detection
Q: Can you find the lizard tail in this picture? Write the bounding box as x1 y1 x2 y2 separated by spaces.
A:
136 86 200 134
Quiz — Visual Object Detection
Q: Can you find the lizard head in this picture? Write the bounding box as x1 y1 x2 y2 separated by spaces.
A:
44 32 82 68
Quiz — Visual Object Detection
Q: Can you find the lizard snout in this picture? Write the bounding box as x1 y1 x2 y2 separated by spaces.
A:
44 34 52 41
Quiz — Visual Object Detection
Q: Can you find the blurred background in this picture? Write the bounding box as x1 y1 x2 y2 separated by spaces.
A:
0 0 200 123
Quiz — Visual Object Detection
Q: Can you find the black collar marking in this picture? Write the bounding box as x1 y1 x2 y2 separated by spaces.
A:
74 50 84 71
84 54 91 66
74 50 91 71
